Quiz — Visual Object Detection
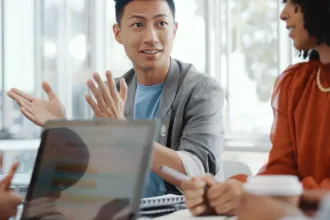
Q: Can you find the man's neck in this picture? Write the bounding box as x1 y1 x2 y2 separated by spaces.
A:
134 59 171 86
316 44 330 65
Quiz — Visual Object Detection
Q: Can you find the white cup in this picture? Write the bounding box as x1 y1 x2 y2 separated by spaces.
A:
243 175 303 206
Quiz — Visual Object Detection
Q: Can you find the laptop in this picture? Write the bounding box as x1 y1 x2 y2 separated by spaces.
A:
19 119 156 220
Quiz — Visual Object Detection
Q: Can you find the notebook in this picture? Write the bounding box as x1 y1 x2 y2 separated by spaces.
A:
139 194 185 217
140 194 185 209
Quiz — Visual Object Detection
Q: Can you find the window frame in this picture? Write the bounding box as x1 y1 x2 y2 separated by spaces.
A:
0 0 4 129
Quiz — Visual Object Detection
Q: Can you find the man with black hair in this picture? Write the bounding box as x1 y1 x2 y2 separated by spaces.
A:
8 0 224 198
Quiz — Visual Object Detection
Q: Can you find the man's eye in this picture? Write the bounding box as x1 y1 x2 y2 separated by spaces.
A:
133 23 143 28
158 22 168 27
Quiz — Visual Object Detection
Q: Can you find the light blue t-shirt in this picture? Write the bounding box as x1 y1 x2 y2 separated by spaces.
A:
134 81 165 198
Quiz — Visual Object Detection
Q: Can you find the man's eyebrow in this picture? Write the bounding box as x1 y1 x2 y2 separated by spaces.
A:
153 14 168 19
128 15 145 20
128 14 168 20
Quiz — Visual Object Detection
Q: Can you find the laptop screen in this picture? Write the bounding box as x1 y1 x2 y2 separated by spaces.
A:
21 120 155 220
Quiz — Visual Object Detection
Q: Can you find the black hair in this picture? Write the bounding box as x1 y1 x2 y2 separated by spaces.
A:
282 0 330 60
114 0 176 24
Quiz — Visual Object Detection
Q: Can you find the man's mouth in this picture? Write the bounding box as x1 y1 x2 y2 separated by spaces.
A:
140 50 161 54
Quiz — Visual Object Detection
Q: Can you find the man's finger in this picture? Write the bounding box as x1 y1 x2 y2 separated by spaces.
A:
16 97 33 113
85 94 103 117
185 197 204 209
1 162 19 190
181 179 205 190
184 188 205 199
93 73 114 106
8 88 34 102
119 78 128 102
106 71 120 100
42 81 57 100
214 199 236 215
21 108 39 126
202 173 217 187
190 204 210 216
207 183 228 200
87 80 108 113
209 191 232 208
8 162 19 176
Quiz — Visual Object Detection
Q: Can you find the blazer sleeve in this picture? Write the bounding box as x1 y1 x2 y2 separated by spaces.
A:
178 78 225 175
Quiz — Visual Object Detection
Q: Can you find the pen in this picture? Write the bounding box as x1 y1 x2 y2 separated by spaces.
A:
160 165 191 181
160 165 223 183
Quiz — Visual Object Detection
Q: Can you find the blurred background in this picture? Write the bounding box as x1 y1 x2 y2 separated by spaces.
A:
0 0 306 175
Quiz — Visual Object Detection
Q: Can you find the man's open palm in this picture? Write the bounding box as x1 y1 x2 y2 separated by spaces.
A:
7 82 66 127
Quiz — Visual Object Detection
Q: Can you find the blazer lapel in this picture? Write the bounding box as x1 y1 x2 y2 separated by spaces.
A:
123 58 181 120
157 58 181 119
123 70 137 119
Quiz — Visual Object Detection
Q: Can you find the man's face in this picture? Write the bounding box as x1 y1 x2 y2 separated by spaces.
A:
113 0 178 72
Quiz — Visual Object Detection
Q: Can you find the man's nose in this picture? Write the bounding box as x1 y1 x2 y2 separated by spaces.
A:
143 27 159 44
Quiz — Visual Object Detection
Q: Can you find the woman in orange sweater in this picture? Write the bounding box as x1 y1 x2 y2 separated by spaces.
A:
181 0 330 216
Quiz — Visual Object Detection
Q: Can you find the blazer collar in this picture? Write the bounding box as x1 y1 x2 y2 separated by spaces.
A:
124 58 182 119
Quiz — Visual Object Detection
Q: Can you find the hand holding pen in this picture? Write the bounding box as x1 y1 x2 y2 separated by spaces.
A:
160 165 219 216
161 165 242 217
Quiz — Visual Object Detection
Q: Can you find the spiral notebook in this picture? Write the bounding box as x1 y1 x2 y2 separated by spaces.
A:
139 194 185 217
140 194 185 209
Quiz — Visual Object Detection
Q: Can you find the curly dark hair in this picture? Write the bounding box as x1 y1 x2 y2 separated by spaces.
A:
282 0 330 60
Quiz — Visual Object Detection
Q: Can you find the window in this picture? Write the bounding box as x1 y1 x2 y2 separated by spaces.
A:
3 0 35 139
171 0 205 73
105 0 132 78
41 0 92 120
219 0 280 136
215 0 292 173
0 0 3 133
1 0 99 139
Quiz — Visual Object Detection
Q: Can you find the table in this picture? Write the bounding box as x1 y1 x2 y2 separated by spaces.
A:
142 209 237 220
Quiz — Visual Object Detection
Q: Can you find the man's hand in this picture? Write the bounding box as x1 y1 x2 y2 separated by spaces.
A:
85 71 127 119
181 175 216 216
7 82 66 127
207 179 243 216
0 190 22 220
1 161 19 190
0 162 23 220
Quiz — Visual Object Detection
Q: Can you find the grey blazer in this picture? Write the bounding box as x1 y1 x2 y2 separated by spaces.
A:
117 58 224 193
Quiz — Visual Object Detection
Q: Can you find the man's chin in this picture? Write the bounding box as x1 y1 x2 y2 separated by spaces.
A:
137 61 164 71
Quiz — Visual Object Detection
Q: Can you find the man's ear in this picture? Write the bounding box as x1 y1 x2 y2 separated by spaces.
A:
173 21 178 37
113 24 122 44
